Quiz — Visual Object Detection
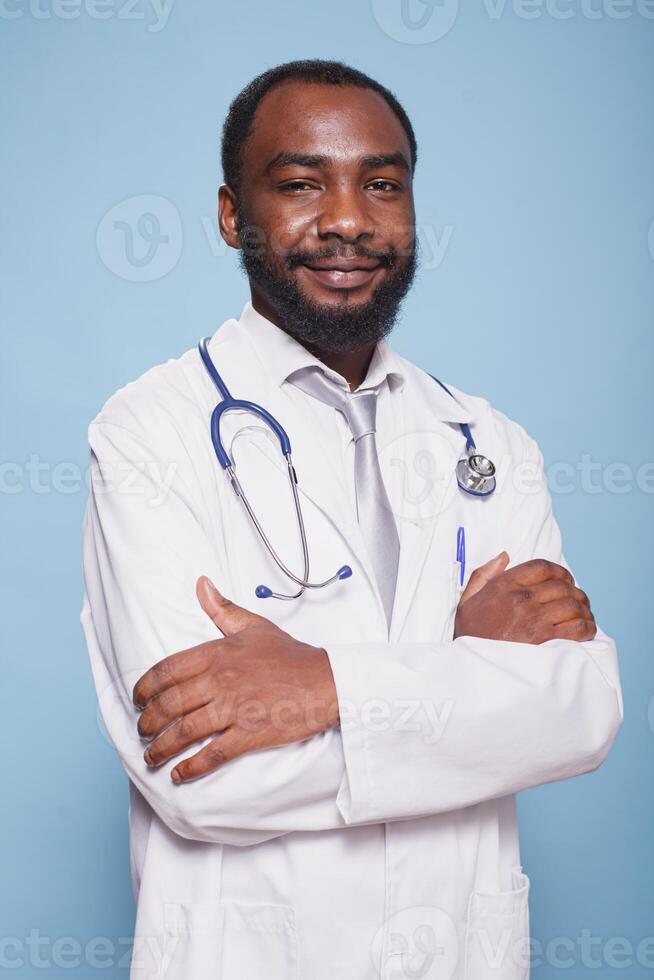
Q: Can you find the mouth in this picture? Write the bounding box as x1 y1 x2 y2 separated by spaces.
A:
299 257 383 290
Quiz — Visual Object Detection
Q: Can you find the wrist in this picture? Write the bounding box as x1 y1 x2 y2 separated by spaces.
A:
309 646 340 730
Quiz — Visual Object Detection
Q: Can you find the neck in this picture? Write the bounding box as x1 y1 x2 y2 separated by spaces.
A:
251 293 375 392
303 342 375 392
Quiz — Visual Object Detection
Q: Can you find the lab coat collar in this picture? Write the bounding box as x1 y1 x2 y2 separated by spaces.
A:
237 300 474 425
237 300 406 394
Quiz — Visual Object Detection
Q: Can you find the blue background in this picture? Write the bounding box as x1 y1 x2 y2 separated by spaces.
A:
2 1 652 976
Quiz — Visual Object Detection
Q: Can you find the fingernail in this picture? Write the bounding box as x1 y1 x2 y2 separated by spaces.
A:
144 748 153 766
171 768 181 783
206 578 219 594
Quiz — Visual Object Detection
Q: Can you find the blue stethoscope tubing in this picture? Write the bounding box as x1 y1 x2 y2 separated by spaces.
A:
198 337 496 601
199 337 352 601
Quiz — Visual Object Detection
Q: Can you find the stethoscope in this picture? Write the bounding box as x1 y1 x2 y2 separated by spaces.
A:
198 337 496 601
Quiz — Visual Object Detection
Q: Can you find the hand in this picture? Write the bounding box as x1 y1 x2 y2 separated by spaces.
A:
454 554 597 644
132 578 339 783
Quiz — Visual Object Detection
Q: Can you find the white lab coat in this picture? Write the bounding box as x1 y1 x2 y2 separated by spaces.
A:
81 306 623 980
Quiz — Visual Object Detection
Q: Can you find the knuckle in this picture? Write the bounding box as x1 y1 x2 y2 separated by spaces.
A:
220 667 241 686
176 716 195 742
574 618 589 638
158 687 181 718
153 659 172 684
524 620 538 641
206 740 228 766
515 588 532 603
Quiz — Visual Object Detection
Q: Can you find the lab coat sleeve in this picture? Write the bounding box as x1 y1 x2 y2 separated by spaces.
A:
325 431 624 826
82 418 350 846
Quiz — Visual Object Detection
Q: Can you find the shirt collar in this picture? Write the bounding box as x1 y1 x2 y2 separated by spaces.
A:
238 300 406 393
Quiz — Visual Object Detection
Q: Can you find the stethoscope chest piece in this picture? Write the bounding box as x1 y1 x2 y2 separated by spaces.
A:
456 448 496 497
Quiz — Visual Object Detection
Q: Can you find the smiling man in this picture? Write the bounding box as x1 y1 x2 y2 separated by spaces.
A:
81 60 622 980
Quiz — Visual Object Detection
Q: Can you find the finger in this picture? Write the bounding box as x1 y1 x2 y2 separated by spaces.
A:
171 729 242 783
133 642 216 709
196 576 271 636
541 596 595 627
459 552 510 603
137 673 214 738
548 618 598 642
505 558 574 588
526 581 590 608
144 702 230 767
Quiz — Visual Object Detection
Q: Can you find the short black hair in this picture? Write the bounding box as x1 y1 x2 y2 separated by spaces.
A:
220 59 418 198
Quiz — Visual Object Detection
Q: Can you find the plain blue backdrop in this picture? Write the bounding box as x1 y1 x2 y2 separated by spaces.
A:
1 1 652 976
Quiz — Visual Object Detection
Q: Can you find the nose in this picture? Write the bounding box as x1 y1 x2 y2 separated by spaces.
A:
316 185 373 244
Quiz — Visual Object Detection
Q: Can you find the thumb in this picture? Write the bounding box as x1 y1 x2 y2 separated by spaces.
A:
459 551 509 604
196 576 272 636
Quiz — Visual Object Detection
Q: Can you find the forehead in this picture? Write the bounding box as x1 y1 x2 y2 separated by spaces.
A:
242 80 412 173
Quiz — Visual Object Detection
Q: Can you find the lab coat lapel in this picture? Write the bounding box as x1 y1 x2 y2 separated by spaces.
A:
387 381 471 642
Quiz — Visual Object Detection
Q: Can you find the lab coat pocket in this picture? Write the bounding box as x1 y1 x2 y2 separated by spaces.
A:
442 560 464 642
463 868 530 980
162 900 298 980
162 901 226 980
221 902 298 980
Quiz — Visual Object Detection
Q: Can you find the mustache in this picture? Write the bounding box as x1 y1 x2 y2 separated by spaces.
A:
286 246 398 270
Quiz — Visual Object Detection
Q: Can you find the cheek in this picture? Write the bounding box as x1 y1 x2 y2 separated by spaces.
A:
266 220 313 259
245 199 317 260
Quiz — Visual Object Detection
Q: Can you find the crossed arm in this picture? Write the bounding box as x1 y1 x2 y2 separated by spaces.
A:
82 419 623 845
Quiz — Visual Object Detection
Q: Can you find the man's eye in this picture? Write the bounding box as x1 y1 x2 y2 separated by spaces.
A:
367 180 400 192
280 180 316 192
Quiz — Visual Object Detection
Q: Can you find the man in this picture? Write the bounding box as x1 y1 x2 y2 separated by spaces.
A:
81 60 622 980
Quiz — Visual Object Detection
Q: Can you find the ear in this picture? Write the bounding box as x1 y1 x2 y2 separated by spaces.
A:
218 184 240 251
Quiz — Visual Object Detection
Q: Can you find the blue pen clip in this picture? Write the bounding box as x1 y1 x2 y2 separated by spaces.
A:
456 526 466 586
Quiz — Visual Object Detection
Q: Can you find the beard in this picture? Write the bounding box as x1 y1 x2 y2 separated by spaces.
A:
235 210 418 354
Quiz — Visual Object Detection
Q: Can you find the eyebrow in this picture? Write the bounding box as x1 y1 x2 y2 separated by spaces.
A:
263 151 412 176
